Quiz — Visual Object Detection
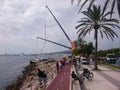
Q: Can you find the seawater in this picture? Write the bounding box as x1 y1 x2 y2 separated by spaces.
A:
0 55 35 90
0 55 48 90
0 54 63 90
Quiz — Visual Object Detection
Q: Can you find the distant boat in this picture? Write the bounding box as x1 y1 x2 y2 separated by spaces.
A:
30 56 41 64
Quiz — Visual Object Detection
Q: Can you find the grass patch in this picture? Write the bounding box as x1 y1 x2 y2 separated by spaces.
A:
92 68 101 71
101 63 120 70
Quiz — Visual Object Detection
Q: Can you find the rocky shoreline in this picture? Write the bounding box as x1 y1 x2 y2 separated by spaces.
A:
6 60 57 90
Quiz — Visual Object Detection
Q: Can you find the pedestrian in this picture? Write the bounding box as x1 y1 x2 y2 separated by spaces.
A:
56 61 60 74
71 71 84 84
90 58 93 64
60 58 65 67
71 71 78 80
78 56 80 63
58 61 62 71
38 68 47 90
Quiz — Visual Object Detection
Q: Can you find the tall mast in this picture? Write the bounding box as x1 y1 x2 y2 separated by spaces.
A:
37 37 71 49
46 5 75 51
45 24 46 39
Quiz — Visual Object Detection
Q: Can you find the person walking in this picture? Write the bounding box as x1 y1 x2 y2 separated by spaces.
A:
38 68 47 90
71 71 84 84
56 61 60 74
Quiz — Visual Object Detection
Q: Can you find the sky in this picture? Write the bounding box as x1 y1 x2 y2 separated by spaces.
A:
0 0 120 54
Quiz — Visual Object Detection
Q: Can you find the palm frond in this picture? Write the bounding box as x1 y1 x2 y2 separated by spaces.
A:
78 29 86 37
79 0 88 13
102 26 118 38
77 0 82 6
76 27 86 34
81 17 92 21
101 0 109 16
77 18 92 23
102 29 109 39
103 29 114 40
76 25 89 34
101 11 112 19
93 5 101 21
88 0 95 10
77 18 92 22
99 30 104 39
117 0 120 17
82 10 95 21
76 22 86 29
88 25 93 33
102 19 119 23
77 25 90 37
73 0 120 19
103 23 120 29
107 32 114 40
110 0 116 18
82 26 93 37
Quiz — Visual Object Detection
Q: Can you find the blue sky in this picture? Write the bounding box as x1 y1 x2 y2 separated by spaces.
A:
0 0 120 54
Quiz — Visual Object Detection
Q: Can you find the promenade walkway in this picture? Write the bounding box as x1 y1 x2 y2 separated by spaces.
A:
46 65 71 90
80 64 120 90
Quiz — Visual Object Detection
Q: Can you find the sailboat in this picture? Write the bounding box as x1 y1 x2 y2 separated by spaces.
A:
30 56 41 64
30 24 47 64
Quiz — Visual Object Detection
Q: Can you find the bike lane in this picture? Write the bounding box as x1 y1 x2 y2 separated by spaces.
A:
46 65 71 90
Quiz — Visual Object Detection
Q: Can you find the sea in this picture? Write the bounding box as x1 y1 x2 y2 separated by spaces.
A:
0 53 64 90
0 54 56 90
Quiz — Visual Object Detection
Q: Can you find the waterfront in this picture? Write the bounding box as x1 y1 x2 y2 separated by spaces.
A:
0 55 35 90
0 53 64 90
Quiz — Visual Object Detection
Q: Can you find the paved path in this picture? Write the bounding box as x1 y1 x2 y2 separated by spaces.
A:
80 64 120 90
46 65 71 90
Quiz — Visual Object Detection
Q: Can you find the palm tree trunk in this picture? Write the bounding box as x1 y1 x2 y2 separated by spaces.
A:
94 29 98 70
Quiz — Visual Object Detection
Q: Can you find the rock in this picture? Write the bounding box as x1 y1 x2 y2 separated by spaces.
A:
6 60 57 90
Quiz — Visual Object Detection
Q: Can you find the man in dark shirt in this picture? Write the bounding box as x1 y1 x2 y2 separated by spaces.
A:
71 71 78 80
71 71 84 84
38 69 47 90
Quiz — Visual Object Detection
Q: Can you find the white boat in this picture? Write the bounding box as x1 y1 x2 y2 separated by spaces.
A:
30 56 41 64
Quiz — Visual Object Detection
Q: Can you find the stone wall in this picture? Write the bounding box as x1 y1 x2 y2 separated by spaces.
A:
6 60 57 90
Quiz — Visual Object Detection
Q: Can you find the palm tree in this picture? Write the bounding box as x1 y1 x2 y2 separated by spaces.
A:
71 0 120 18
76 5 120 70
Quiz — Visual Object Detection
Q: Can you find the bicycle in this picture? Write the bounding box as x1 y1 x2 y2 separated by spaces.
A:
81 68 94 81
